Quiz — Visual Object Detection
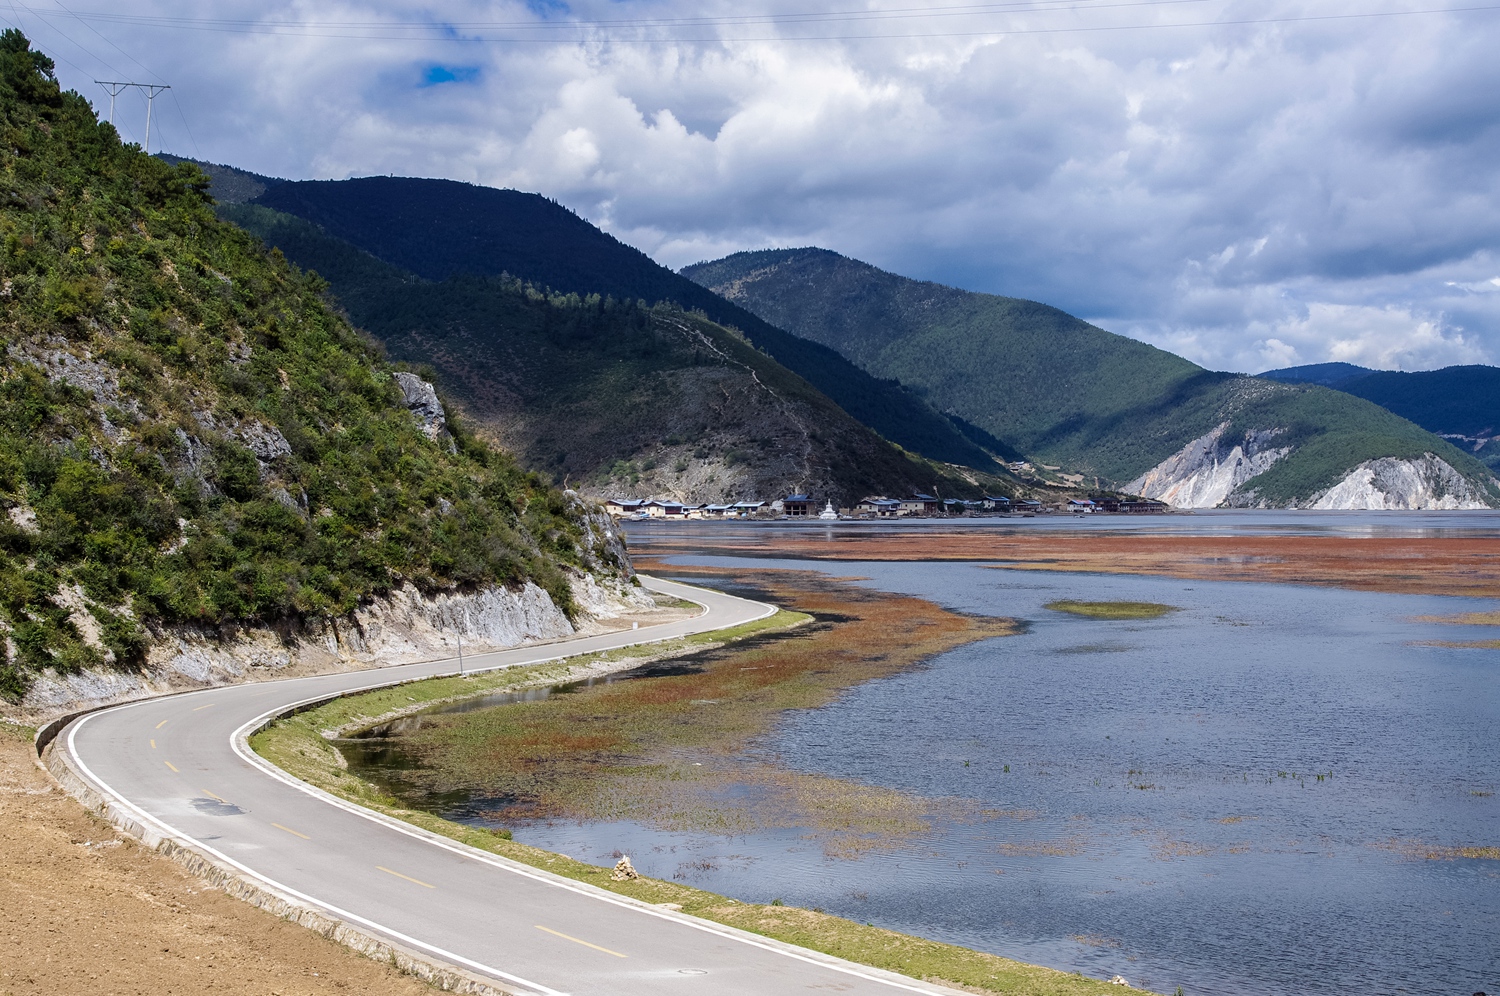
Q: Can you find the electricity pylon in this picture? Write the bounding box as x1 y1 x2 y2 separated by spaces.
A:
95 81 171 153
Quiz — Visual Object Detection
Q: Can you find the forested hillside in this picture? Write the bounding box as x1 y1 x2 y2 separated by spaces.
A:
1260 362 1500 472
243 176 1004 472
685 248 1496 505
220 204 999 504
0 33 600 697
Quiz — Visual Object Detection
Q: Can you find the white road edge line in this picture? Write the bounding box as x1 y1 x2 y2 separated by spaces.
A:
63 576 959 996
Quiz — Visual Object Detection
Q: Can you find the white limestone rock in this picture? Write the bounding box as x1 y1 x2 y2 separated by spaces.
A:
1309 454 1494 510
1126 424 1290 509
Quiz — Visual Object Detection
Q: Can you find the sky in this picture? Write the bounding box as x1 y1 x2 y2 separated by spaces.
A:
17 0 1500 373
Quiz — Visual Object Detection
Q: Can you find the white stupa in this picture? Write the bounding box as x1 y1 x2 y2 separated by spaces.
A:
818 501 839 520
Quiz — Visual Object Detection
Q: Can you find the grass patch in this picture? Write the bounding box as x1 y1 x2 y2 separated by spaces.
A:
0 720 36 742
251 573 1130 995
1414 610 1500 626
1045 600 1178 620
1413 639 1500 650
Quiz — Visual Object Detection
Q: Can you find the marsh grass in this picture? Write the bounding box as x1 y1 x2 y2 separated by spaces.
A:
1045 600 1178 620
343 569 1020 857
252 572 1129 995
1413 639 1500 649
1414 610 1500 626
1377 840 1500 861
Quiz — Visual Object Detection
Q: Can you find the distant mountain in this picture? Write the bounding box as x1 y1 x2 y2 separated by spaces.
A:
1259 363 1500 470
684 248 1499 509
1344 366 1500 473
1258 362 1375 387
217 202 1008 505
238 176 1005 473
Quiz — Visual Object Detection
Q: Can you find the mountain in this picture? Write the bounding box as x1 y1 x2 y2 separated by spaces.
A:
1261 363 1500 472
0 33 606 699
683 248 1499 509
216 203 1001 505
240 175 1004 473
1257 362 1375 387
1266 362 1500 438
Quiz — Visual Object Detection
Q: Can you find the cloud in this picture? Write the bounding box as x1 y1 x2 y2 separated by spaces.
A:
31 0 1500 370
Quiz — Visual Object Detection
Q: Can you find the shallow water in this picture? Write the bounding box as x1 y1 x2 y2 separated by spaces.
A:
345 528 1500 995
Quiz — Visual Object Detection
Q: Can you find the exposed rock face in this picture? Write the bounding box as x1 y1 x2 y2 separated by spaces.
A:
236 420 292 462
1309 454 1493 510
393 372 446 439
1126 425 1289 509
13 571 656 723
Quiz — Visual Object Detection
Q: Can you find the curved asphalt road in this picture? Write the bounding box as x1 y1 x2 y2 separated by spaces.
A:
58 576 965 996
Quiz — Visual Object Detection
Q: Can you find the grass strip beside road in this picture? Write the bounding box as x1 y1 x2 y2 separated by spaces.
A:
251 591 1134 996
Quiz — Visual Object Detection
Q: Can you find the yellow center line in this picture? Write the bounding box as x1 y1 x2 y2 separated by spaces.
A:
191 703 215 711
155 719 168 729
149 739 156 749
272 822 310 840
534 924 628 958
200 789 229 804
163 760 179 773
376 866 435 889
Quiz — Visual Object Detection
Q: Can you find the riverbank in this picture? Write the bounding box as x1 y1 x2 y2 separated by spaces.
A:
252 571 1135 995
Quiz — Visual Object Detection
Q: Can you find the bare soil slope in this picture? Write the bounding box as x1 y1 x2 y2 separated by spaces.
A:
0 726 428 996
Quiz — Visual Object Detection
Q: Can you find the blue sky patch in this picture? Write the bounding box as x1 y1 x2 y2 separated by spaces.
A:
421 64 481 87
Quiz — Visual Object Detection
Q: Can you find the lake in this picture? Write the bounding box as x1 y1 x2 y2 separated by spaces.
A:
347 515 1500 995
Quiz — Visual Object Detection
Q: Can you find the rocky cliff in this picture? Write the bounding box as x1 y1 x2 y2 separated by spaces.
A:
1130 426 1495 510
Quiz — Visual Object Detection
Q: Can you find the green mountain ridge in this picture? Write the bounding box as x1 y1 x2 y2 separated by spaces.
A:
1263 362 1500 470
683 248 1498 506
240 174 1006 474
217 202 1009 505
0 34 606 698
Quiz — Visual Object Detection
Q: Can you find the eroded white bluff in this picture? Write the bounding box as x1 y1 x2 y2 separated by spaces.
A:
1126 424 1289 509
1128 428 1495 510
1307 454 1492 510
13 571 656 724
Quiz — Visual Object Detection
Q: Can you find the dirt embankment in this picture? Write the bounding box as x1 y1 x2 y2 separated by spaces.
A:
0 726 430 996
638 531 1500 598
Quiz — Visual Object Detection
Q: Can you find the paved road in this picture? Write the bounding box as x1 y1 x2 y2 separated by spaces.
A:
58 576 964 996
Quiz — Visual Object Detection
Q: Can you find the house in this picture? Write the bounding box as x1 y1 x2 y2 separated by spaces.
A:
855 497 902 517
783 494 812 517
641 500 687 518
1119 499 1169 514
699 504 736 518
900 493 940 516
981 495 1012 511
1067 498 1096 513
604 498 644 517
732 501 768 517
1014 498 1043 513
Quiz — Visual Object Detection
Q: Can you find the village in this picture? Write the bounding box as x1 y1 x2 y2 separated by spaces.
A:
603 492 1169 519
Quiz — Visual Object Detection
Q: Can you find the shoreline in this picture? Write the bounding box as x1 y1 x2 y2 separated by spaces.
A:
251 574 1141 995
